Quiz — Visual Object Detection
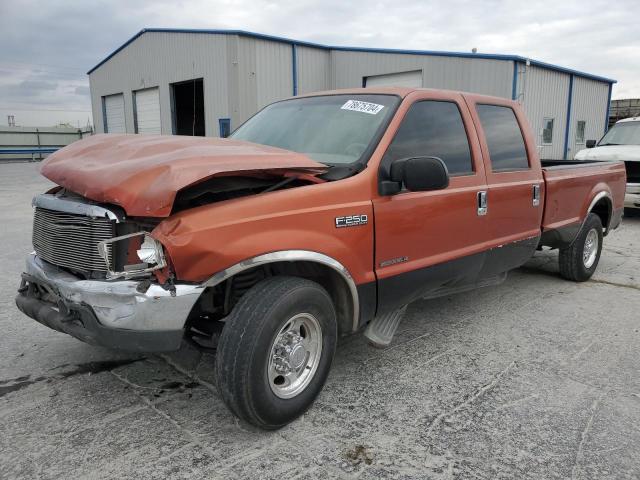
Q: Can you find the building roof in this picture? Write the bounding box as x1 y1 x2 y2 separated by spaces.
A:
87 28 617 85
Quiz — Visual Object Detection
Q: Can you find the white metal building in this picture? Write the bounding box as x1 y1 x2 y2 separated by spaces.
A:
88 29 616 159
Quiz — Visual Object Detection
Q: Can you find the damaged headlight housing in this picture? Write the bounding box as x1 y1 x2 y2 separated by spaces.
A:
97 232 167 280
136 235 163 265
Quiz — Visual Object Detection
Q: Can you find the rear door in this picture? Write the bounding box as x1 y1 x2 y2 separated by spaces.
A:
103 94 126 133
373 90 490 313
134 87 161 134
464 95 544 276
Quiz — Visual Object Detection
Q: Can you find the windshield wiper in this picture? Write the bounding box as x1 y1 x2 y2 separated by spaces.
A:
600 143 620 146
320 163 364 181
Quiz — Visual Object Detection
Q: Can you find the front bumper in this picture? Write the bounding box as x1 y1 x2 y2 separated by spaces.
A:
15 254 204 352
625 183 640 209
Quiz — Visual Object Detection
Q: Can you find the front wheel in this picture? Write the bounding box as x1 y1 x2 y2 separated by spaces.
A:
558 213 603 282
215 276 337 429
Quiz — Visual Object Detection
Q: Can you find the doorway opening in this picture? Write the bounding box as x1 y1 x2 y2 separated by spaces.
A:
171 78 205 136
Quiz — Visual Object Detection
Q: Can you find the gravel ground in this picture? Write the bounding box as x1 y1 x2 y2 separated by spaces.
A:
1 161 639 479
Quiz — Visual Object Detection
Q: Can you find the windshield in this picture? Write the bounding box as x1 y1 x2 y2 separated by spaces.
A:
599 121 640 146
231 94 400 165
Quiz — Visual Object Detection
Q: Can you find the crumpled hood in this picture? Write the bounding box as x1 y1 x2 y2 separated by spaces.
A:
574 144 640 162
40 134 327 217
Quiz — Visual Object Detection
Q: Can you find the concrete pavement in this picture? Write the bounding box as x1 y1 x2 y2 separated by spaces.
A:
1 162 639 479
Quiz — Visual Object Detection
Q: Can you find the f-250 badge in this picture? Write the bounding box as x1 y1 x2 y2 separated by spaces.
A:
335 214 368 228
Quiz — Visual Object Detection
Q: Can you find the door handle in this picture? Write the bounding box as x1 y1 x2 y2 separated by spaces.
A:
532 184 541 207
477 190 487 216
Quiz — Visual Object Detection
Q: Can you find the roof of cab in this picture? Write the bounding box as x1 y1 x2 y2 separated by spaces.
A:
297 87 416 98
296 87 518 106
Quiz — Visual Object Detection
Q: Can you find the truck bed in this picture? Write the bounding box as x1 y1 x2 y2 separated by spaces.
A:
541 159 626 232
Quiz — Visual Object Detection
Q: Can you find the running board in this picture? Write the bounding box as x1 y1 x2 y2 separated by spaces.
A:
364 273 507 348
364 305 407 348
421 272 507 300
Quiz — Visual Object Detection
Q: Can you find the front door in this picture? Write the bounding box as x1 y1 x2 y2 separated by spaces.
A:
373 91 491 314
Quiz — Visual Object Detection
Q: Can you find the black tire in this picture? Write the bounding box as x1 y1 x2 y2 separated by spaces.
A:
215 276 337 429
559 213 603 282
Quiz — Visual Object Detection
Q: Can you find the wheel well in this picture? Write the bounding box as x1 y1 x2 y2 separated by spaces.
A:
590 197 612 233
187 261 356 338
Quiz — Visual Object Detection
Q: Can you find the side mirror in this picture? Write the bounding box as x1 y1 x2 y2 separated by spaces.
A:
586 139 597 148
380 156 449 195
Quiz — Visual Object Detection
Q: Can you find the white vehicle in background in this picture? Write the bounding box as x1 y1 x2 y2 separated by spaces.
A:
575 117 640 209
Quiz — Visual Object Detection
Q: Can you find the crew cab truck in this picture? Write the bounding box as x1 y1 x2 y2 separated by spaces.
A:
16 88 626 429
575 116 640 209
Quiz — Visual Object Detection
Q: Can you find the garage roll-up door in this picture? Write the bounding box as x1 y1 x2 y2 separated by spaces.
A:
103 94 126 133
365 70 423 88
134 87 161 134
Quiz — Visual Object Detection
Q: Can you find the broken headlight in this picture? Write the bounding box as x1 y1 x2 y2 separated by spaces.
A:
136 235 163 265
98 232 167 280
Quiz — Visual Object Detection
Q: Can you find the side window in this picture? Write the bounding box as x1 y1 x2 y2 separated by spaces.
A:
576 120 586 144
542 118 554 145
383 100 473 175
476 104 529 171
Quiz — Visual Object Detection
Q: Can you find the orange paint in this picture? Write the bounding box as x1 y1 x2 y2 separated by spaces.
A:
39 88 627 287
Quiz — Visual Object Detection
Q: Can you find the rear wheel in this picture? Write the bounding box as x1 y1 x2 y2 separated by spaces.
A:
559 213 603 282
215 276 337 429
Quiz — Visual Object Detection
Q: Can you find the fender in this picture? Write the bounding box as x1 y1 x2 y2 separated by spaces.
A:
541 190 612 248
202 250 360 332
585 190 613 231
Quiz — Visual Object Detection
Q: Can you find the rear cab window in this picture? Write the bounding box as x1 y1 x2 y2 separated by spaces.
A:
476 104 529 171
382 100 474 176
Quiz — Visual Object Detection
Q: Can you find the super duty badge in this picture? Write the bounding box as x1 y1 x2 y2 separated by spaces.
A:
335 214 368 228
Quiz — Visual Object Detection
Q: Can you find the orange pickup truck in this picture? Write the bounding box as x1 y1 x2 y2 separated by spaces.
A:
16 88 626 428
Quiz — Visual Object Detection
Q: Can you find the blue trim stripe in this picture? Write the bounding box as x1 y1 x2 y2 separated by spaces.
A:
87 28 617 85
604 84 613 133
511 61 518 100
291 43 298 96
563 75 574 159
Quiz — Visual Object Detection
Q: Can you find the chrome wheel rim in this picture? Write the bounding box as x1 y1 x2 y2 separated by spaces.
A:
583 228 599 268
268 313 323 399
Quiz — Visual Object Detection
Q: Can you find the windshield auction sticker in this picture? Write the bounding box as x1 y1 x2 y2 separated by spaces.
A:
341 100 385 115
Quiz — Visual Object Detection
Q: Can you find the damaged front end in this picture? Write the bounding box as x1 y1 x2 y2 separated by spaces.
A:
18 191 204 351
97 231 167 280
19 134 331 351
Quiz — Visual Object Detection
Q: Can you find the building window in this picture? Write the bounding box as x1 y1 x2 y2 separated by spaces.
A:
542 118 554 145
576 120 586 144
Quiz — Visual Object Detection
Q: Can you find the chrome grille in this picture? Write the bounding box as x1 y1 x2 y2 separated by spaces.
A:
33 207 115 272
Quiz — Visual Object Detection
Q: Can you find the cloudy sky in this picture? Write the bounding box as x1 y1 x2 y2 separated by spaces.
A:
1 0 638 127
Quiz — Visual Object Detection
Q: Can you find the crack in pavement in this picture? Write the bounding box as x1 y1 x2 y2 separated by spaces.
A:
588 278 640 292
425 360 517 436
109 369 220 459
158 353 219 395
571 392 605 480
0 358 145 398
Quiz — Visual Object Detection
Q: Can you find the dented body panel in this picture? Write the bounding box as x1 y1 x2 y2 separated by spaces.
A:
153 173 376 285
40 134 327 217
